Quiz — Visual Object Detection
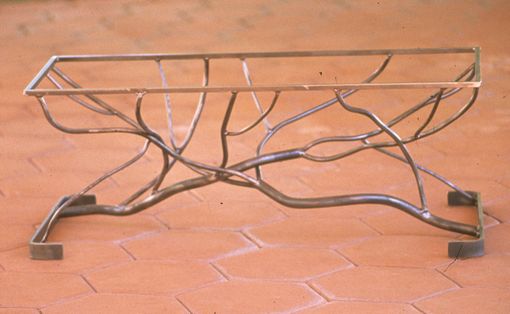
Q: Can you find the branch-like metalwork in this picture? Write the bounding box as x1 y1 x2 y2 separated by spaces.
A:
25 48 484 260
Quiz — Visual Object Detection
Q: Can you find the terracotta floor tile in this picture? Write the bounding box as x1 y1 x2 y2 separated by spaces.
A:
297 301 421 314
177 280 322 313
48 214 164 242
485 196 510 223
248 217 378 247
485 223 510 254
0 309 39 314
123 230 253 261
0 158 39 181
414 287 510 314
0 171 116 198
65 132 147 151
216 247 351 280
339 235 452 268
85 260 221 295
1 196 65 225
0 224 35 252
0 117 64 139
42 293 188 314
156 200 285 230
311 266 457 302
0 241 130 274
0 136 71 159
0 272 91 307
440 254 510 288
32 149 150 174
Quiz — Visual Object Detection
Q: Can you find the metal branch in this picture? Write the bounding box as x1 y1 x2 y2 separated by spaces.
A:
156 60 178 149
369 144 475 201
334 90 428 212
41 139 150 241
241 58 272 130
415 89 444 138
227 91 280 136
46 73 113 115
255 53 393 179
220 92 238 168
50 67 139 128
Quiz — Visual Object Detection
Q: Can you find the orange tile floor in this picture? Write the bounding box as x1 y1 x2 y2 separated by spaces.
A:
1 1 509 313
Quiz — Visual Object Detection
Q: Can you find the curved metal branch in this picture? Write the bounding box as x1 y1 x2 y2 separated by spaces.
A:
226 91 280 136
220 92 238 168
37 97 143 136
51 67 140 128
41 140 150 241
255 54 393 179
414 89 443 138
370 144 474 201
334 90 428 211
301 64 475 150
60 146 478 238
156 60 178 149
46 74 113 115
241 58 272 130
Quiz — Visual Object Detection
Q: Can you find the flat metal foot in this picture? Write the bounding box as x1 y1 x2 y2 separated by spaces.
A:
447 191 484 258
29 194 97 260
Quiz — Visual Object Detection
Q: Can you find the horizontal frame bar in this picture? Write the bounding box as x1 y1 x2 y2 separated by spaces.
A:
24 47 481 96
25 81 480 96
55 47 476 62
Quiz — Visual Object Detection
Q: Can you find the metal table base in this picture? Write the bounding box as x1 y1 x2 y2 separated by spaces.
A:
24 48 484 260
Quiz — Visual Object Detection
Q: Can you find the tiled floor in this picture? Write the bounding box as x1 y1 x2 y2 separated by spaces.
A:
1 0 509 313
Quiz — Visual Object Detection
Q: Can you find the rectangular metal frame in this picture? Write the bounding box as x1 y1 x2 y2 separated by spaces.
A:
24 47 481 96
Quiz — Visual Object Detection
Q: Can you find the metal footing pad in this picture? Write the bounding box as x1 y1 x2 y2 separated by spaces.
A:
29 195 97 260
447 191 484 258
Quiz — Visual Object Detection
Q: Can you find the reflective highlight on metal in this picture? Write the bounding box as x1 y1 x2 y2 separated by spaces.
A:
24 48 484 260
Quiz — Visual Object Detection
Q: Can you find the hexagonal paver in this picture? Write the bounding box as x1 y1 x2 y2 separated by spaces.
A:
0 272 91 307
414 287 510 314
297 301 421 313
248 217 378 247
486 224 510 254
48 214 164 242
156 200 285 229
216 247 351 280
441 254 510 288
178 280 322 313
311 266 457 302
0 242 130 273
338 235 451 268
42 293 188 313
85 260 220 295
123 230 254 260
